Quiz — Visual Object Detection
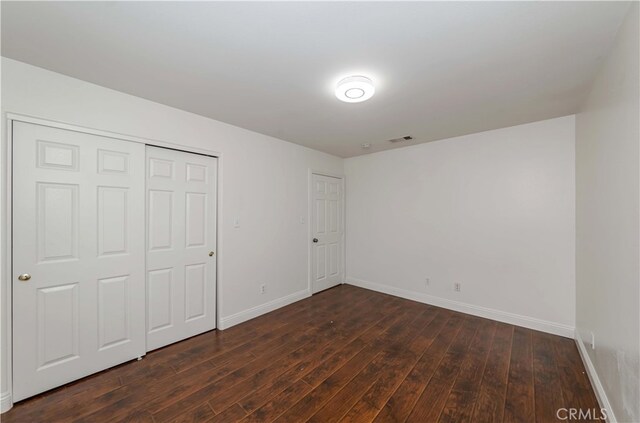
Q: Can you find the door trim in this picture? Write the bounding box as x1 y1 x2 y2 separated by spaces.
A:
6 113 221 157
3 113 222 411
2 119 15 412
307 169 346 295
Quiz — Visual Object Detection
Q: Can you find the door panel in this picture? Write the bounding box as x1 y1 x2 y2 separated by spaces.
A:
37 182 79 262
37 140 79 171
37 283 79 368
13 122 146 401
185 263 206 321
148 190 173 250
97 187 129 256
97 275 130 350
311 174 344 293
186 193 207 247
316 245 326 280
146 146 217 351
329 243 339 276
147 268 173 332
98 149 129 174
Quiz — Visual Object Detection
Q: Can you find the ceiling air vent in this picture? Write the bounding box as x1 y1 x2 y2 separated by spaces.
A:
388 135 413 143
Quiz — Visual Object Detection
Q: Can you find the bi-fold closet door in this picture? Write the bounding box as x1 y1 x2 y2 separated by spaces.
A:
12 122 217 401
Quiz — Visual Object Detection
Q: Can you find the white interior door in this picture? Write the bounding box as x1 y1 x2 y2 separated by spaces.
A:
146 146 217 351
12 122 146 401
311 173 344 293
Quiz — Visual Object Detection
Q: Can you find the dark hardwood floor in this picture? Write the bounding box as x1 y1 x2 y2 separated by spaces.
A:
2 285 599 423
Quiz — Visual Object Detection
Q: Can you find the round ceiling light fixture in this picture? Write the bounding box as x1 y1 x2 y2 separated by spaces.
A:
335 75 375 103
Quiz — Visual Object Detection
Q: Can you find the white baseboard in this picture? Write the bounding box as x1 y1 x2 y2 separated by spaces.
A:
575 332 617 422
0 391 12 413
345 277 575 338
218 289 311 330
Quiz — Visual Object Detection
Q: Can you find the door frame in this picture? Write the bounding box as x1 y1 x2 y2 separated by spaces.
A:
307 169 346 295
2 113 222 411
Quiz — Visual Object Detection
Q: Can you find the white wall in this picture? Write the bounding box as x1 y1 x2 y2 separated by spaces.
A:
0 58 343 410
575 3 639 422
345 116 576 336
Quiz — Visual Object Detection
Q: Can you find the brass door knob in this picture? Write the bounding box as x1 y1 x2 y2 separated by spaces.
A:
209 251 215 257
18 273 31 281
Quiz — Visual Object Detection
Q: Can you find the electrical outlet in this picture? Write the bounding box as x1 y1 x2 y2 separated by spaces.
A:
590 332 595 350
260 284 266 294
454 282 461 292
425 278 430 287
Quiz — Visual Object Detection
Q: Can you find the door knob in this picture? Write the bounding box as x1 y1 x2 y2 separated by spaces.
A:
17 273 31 281
209 251 215 257
313 238 318 243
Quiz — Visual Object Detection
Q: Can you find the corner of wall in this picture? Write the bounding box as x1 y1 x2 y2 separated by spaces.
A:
574 333 617 422
574 3 639 421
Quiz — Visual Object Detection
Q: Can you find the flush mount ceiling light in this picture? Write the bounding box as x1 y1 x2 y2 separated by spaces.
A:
335 75 375 103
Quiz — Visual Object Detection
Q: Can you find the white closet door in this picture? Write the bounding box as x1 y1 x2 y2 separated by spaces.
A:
12 122 146 401
146 146 217 351
311 174 344 293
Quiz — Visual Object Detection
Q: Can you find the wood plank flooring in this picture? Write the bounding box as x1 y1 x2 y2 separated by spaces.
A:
2 285 600 422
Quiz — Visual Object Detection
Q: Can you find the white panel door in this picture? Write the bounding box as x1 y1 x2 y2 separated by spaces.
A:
146 146 217 351
12 122 146 401
311 174 344 293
